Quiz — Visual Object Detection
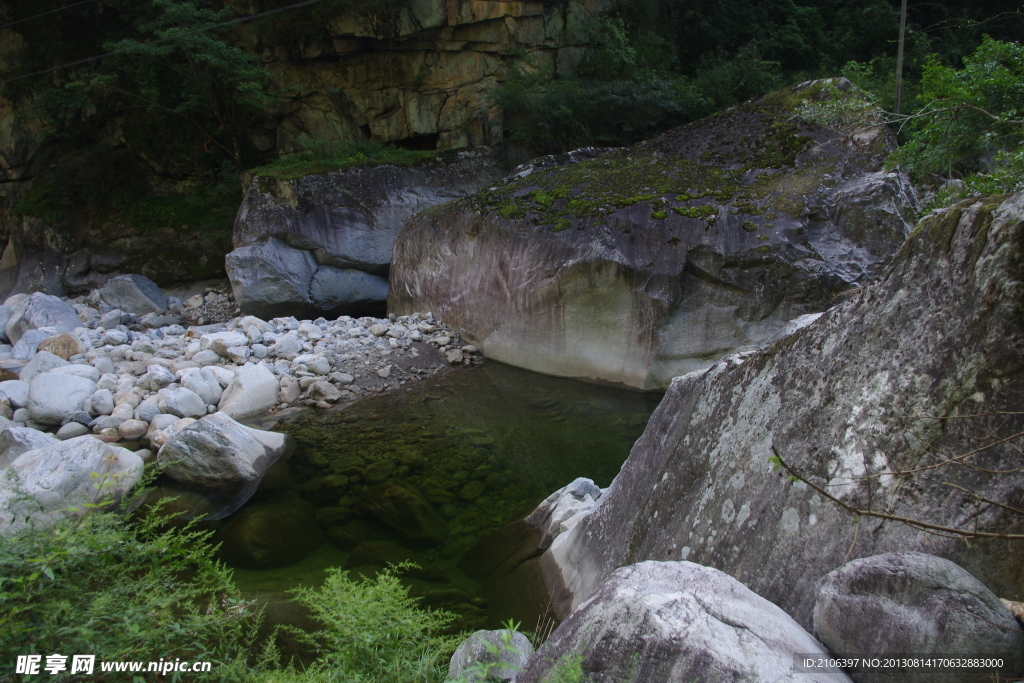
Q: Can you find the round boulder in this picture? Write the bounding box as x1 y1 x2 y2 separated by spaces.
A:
813 552 1024 683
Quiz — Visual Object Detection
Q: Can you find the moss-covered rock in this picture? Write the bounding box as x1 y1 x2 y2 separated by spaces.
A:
390 80 919 390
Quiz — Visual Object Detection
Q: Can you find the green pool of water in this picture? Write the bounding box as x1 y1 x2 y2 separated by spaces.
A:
217 361 662 632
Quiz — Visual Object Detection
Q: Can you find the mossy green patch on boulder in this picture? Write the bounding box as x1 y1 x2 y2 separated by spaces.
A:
390 80 920 390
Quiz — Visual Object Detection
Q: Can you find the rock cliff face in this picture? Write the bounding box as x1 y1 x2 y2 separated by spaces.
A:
249 0 608 153
227 150 504 318
538 192 1024 627
0 0 606 296
389 81 918 390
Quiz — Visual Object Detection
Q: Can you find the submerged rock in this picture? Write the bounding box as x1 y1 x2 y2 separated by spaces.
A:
390 80 917 389
356 481 448 545
217 496 323 569
516 561 848 683
538 193 1024 627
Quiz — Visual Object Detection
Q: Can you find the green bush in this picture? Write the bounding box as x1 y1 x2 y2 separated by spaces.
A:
264 563 457 683
0 507 258 681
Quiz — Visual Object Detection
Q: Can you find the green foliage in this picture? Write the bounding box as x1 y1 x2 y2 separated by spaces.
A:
540 654 588 683
889 36 1024 185
0 505 258 680
272 563 457 683
252 137 435 179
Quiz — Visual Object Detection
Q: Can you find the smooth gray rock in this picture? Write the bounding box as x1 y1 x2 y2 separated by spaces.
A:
225 237 317 320
0 380 29 409
537 193 1024 628
201 330 248 357
87 389 115 416
96 274 168 316
56 422 89 440
179 367 223 405
0 305 10 343
271 333 303 359
0 427 60 468
161 387 207 419
814 552 1024 682
0 436 143 535
12 329 51 361
27 373 96 425
50 364 100 382
516 561 849 683
136 364 175 391
6 293 81 345
157 412 293 516
19 350 68 383
98 309 123 330
449 629 534 683
217 363 279 420
309 266 390 313
192 349 220 366
526 477 604 550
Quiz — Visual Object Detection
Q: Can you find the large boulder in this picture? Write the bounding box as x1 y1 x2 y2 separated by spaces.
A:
0 426 59 469
516 561 849 683
6 292 81 345
0 436 143 535
217 363 279 420
390 81 918 389
157 412 293 516
27 373 96 425
95 274 168 315
537 193 1024 627
226 151 503 318
814 552 1024 682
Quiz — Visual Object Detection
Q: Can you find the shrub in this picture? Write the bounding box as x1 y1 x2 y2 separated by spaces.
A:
0 505 259 681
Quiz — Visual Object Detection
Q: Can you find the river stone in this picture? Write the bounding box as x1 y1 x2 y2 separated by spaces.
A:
307 380 341 403
0 426 59 468
516 561 849 683
6 293 81 345
0 436 143 536
19 350 68 383
88 389 115 416
27 373 96 425
137 364 175 391
271 333 303 359
157 412 293 516
201 330 248 357
216 496 324 569
179 367 223 405
192 349 220 366
813 552 1024 682
56 422 90 440
278 375 300 404
12 329 51 361
96 274 168 316
0 380 28 409
161 387 207 418
225 237 317 320
356 482 448 546
218 363 279 420
537 193 1024 628
309 266 390 314
389 81 917 390
362 459 396 484
37 333 84 360
449 629 535 683
50 364 101 382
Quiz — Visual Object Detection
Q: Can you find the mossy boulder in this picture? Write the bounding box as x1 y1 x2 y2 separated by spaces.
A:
390 80 918 390
216 495 324 569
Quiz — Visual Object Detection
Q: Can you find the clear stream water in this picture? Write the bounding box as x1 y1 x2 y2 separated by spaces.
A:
211 361 661 634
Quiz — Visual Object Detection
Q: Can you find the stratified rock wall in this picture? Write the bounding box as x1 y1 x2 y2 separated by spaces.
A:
539 193 1024 628
390 82 919 389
